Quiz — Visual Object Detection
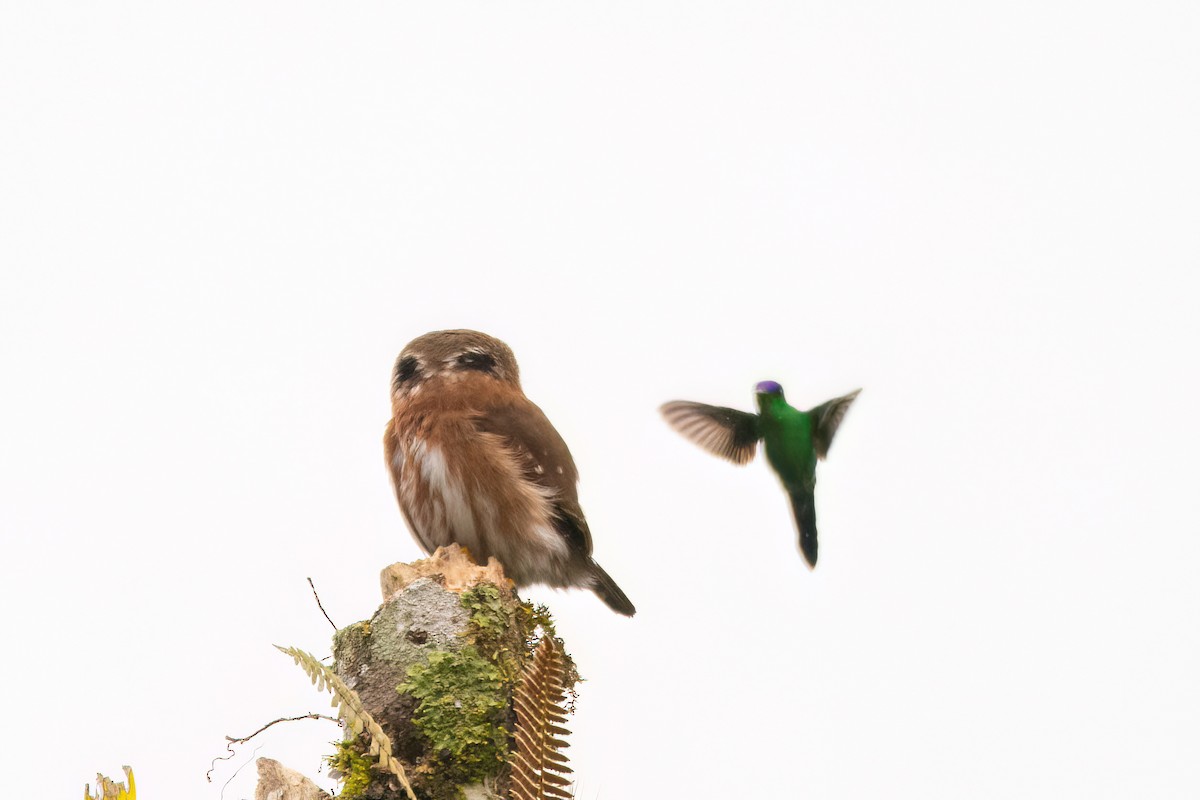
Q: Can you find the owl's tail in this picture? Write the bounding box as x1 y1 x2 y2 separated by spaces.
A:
589 561 636 616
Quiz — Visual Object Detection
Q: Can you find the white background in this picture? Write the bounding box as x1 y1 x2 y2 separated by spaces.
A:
2 3 1197 798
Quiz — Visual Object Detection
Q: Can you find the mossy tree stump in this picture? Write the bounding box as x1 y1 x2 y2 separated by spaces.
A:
317 545 574 800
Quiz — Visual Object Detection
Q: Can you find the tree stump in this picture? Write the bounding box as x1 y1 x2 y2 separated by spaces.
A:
260 545 575 800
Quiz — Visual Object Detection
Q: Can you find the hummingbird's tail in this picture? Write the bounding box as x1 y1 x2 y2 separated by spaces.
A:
588 561 636 616
788 489 819 568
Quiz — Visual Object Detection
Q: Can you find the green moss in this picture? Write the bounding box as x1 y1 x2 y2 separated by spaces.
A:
518 602 558 650
399 646 509 791
459 582 510 634
326 739 373 799
459 584 564 685
459 584 524 685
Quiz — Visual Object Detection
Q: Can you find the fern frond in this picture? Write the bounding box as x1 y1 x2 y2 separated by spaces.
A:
84 766 135 800
510 637 574 800
276 645 418 800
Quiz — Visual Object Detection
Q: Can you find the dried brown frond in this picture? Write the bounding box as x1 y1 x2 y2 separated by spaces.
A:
509 637 574 800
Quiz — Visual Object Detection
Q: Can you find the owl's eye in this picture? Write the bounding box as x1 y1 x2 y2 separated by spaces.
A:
394 356 420 387
457 351 497 373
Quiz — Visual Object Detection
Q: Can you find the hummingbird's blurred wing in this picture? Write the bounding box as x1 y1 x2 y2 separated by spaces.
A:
809 389 861 460
659 401 760 465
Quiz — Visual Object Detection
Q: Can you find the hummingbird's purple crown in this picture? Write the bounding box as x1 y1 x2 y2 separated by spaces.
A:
755 380 783 394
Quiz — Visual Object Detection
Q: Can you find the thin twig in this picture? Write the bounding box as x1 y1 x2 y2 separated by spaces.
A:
219 745 260 800
308 576 339 632
206 713 341 782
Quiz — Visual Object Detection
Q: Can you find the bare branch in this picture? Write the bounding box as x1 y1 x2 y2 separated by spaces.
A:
206 713 341 782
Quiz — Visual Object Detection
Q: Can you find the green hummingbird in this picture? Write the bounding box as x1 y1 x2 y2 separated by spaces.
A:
660 382 860 568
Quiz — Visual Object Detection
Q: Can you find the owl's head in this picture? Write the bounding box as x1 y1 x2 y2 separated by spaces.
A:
391 329 521 397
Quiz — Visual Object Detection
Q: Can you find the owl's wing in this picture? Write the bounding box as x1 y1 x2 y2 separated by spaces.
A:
659 400 761 465
809 389 861 460
471 400 592 556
